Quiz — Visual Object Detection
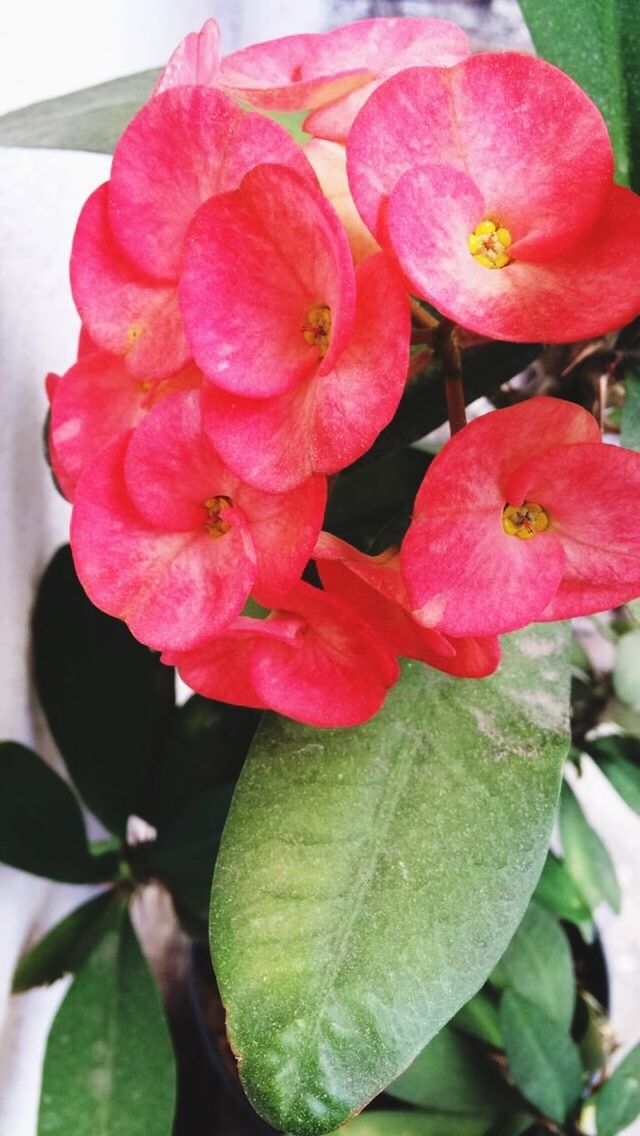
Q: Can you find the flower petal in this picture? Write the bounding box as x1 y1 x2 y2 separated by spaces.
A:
153 19 222 94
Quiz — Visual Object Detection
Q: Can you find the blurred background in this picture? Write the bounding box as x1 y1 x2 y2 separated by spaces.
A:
0 3 637 1134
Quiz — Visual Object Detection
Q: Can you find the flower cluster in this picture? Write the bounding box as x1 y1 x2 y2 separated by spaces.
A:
47 18 640 727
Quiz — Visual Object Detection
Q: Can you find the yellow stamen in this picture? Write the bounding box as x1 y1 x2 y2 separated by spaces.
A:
203 495 232 537
502 501 549 540
302 303 332 357
468 219 512 270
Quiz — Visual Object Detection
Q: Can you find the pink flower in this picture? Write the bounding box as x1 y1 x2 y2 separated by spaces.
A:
401 398 640 638
304 139 379 263
70 390 326 651
71 88 313 380
219 18 469 141
164 581 400 727
153 19 221 95
315 532 500 677
348 53 640 342
179 164 410 491
48 349 200 500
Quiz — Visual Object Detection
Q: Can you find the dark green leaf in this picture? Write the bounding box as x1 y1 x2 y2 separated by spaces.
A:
149 694 260 827
490 902 575 1030
326 448 431 552
596 1042 640 1136
0 70 158 153
38 904 175 1136
356 342 540 467
13 890 116 993
518 0 640 190
485 1117 534 1136
559 782 621 913
340 1111 492 1136
145 783 234 928
212 624 571 1135
453 991 503 1049
499 991 583 1124
0 742 116 883
388 1027 514 1117
533 854 594 939
33 545 175 837
585 735 640 814
621 368 640 452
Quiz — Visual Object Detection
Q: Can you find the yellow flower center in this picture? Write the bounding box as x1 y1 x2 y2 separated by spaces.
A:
203 495 232 537
468 220 512 269
302 303 332 357
502 501 549 540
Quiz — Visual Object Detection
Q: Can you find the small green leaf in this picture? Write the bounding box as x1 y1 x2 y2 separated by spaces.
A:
357 342 540 467
146 783 234 928
388 1026 514 1117
613 630 640 715
533 853 593 931
490 902 575 1030
339 1111 492 1136
574 992 612 1076
500 991 583 1125
0 70 158 153
33 546 175 837
212 624 570 1135
559 782 621 913
13 891 116 993
585 735 640 814
485 1116 534 1136
621 368 640 452
0 742 116 883
38 904 175 1136
596 1043 640 1136
453 991 503 1049
518 0 640 190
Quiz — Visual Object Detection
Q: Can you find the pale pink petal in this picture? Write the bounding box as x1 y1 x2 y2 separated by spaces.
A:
71 433 257 650
109 87 314 280
71 185 189 380
153 19 222 94
179 164 356 397
305 139 380 262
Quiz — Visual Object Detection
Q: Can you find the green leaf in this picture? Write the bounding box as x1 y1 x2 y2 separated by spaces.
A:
33 545 175 837
13 891 116 993
613 630 640 714
357 342 540 467
453 991 503 1049
621 368 640 452
559 782 621 913
485 1117 534 1136
38 904 175 1136
585 735 640 814
0 70 158 153
388 1026 514 1117
325 448 431 553
211 623 571 1135
145 783 233 929
490 902 575 1030
0 742 117 883
533 853 593 930
596 1043 640 1136
339 1112 493 1136
518 0 640 190
499 991 583 1125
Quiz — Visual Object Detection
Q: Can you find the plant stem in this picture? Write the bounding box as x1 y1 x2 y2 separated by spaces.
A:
409 296 439 330
436 317 466 434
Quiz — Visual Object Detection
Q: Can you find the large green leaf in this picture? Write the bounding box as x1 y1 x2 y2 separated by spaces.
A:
0 742 117 883
33 545 175 837
13 890 115 993
38 903 175 1136
387 1026 514 1117
499 991 583 1125
490 902 575 1030
340 1112 493 1136
596 1042 640 1136
0 70 158 153
211 624 571 1135
558 782 621 913
518 0 640 190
